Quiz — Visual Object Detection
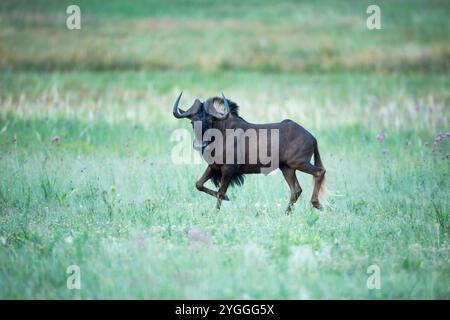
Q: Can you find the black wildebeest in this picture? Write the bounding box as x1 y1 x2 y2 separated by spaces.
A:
172 92 326 213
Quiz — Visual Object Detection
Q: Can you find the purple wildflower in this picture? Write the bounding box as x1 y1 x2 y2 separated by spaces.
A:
136 233 147 246
435 132 446 143
187 226 212 245
52 135 60 143
376 132 385 143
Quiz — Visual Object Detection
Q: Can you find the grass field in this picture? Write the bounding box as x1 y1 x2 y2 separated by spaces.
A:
0 0 449 299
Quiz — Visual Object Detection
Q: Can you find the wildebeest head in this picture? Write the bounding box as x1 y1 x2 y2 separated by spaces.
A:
173 92 230 150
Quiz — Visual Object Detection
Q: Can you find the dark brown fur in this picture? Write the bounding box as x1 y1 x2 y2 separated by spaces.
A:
174 95 326 213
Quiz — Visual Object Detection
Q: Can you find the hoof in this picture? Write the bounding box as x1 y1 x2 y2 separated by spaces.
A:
285 205 294 215
312 201 323 210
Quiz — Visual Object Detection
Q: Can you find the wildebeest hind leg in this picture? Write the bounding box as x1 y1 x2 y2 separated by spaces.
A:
280 166 302 214
297 163 325 210
196 166 229 201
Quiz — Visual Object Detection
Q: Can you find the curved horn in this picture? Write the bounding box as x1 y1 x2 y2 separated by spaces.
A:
205 92 230 120
173 91 201 119
221 92 230 115
172 91 186 118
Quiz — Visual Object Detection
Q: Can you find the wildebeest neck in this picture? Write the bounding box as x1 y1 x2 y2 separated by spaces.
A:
212 114 250 132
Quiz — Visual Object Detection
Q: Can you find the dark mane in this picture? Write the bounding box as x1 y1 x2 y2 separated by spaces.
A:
209 97 239 116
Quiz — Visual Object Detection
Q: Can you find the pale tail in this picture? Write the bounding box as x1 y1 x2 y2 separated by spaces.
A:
313 144 328 205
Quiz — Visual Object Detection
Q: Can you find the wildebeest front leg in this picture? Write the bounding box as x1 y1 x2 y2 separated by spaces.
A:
195 166 229 201
216 169 233 210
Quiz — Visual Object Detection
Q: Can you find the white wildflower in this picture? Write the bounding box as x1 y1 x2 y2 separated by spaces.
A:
64 236 74 244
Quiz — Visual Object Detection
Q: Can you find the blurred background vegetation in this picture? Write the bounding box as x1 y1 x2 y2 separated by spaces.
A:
1 0 449 73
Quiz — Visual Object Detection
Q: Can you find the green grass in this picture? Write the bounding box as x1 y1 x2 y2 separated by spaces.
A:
0 0 449 299
0 71 449 299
